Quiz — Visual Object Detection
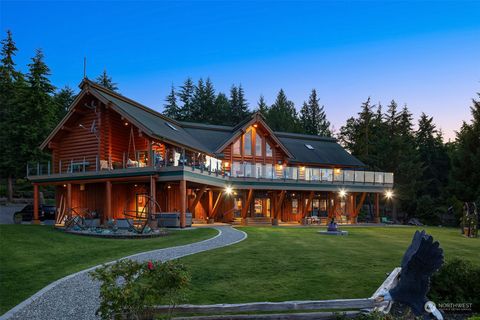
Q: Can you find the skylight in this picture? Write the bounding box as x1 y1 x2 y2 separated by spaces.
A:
305 144 314 150
165 122 178 131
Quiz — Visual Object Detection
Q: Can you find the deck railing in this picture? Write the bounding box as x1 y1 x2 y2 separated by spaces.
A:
26 157 394 186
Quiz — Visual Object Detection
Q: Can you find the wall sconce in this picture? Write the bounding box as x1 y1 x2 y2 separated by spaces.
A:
334 168 341 174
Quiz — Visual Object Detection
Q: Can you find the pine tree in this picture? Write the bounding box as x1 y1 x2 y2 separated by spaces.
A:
203 78 217 123
256 95 269 116
300 89 331 136
214 92 231 123
450 93 480 203
265 89 300 132
95 69 118 91
53 86 76 121
229 84 250 124
177 78 194 121
0 30 21 201
163 85 181 119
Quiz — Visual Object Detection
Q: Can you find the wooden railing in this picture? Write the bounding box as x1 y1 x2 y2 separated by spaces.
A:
150 267 401 319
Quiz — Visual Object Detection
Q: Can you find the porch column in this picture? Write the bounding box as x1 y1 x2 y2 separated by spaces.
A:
66 183 72 217
105 181 112 221
149 176 157 228
375 193 380 223
33 184 40 224
180 179 187 228
207 190 213 221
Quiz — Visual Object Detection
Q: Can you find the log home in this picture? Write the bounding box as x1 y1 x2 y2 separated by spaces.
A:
27 79 394 227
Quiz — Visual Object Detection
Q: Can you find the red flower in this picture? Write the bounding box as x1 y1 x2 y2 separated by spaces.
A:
147 261 154 270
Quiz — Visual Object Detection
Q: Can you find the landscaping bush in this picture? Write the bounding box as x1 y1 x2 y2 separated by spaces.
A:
429 258 480 313
90 259 190 320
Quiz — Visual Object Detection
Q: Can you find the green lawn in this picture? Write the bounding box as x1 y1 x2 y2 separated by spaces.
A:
180 226 480 305
0 225 217 314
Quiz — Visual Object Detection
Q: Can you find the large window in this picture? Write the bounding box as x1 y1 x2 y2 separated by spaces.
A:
233 139 241 155
266 142 272 157
256 134 263 156
244 130 252 156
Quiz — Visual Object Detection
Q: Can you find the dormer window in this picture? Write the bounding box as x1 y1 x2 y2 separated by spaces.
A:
305 144 314 150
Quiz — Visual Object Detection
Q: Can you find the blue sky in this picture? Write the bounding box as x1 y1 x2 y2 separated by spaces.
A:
1 1 479 140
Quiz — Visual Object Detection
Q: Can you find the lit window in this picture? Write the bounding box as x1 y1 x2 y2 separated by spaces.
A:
266 142 272 157
165 122 178 131
256 134 263 156
233 139 241 155
292 198 298 214
305 144 314 150
244 130 252 156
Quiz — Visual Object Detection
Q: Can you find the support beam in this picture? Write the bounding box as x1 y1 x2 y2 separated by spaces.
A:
241 189 254 219
211 191 224 218
303 191 314 218
189 185 207 214
149 175 157 214
274 190 286 220
67 183 72 218
375 193 380 223
33 184 40 224
105 181 112 221
354 192 367 218
207 190 213 219
180 180 187 228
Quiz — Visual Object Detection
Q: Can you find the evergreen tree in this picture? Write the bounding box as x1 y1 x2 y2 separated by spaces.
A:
53 86 76 120
95 69 118 91
229 84 250 124
163 85 181 119
214 92 231 123
300 89 331 136
450 93 480 203
0 30 21 201
265 89 300 132
203 78 217 123
256 95 269 116
177 78 194 121
189 78 216 123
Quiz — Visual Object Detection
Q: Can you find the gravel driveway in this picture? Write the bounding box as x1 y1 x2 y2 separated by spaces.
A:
2 226 247 320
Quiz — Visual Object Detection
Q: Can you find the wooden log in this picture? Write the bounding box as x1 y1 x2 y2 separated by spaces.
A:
153 298 379 315
371 267 401 314
241 189 254 219
211 191 224 218
354 192 367 217
189 185 207 214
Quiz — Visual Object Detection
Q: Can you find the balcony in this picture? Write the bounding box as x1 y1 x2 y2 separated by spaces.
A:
26 157 393 189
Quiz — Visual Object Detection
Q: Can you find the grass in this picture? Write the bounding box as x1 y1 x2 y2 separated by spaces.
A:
179 226 480 305
0 225 217 314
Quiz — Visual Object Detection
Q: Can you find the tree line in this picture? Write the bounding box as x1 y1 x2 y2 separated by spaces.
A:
1 30 478 225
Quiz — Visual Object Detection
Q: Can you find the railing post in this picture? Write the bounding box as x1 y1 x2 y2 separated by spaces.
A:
353 169 356 184
342 170 345 183
182 148 185 168
373 171 376 185
70 159 73 173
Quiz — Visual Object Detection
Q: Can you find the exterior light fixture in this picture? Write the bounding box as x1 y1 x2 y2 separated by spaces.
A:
253 124 258 128
385 190 394 199
338 189 347 198
334 168 341 174
225 186 233 195
300 166 305 171
124 122 129 126
63 184 67 188
167 185 171 189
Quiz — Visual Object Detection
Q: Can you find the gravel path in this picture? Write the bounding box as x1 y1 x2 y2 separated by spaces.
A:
3 226 246 320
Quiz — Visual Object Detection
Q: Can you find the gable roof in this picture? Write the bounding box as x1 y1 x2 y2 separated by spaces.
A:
41 79 365 168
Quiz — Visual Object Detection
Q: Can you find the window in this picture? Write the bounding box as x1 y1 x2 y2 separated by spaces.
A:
254 199 263 216
305 144 314 150
266 142 272 157
233 139 241 155
256 134 263 156
292 198 298 214
244 130 252 156
165 122 178 131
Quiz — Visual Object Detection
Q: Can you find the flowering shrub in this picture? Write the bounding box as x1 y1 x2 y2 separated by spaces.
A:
90 259 190 319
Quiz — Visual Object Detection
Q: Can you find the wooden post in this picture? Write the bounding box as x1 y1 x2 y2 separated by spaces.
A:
33 184 40 224
105 181 112 221
180 179 186 228
241 189 254 219
207 190 213 220
303 191 314 218
149 176 157 228
274 190 286 221
211 191 224 218
375 193 380 223
354 192 367 219
67 183 72 218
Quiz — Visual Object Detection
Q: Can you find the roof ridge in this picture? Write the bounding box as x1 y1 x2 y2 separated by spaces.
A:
178 121 234 131
82 79 182 127
275 131 337 142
